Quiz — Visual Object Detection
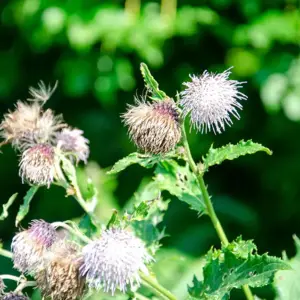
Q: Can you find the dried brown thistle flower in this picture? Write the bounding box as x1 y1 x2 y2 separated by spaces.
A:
123 97 181 154
12 220 58 274
2 292 29 300
19 143 57 187
36 241 85 300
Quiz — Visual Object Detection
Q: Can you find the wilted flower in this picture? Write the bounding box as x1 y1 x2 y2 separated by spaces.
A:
180 68 247 134
19 143 56 187
56 128 89 164
123 97 181 154
12 220 58 274
80 228 152 295
36 241 85 300
2 293 29 300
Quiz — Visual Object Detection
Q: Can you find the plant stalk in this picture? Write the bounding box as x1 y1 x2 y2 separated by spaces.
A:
140 273 177 300
0 248 13 259
181 123 254 300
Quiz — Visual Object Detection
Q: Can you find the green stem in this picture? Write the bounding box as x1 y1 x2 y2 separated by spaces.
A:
140 273 177 300
52 221 91 244
0 275 20 282
181 123 254 300
0 248 13 259
15 280 36 293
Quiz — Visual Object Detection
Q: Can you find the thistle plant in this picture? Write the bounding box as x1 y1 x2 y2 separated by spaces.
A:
0 64 294 300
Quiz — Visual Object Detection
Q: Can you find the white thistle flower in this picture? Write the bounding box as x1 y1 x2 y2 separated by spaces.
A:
80 228 153 295
12 220 58 274
19 143 57 187
28 81 58 104
2 293 29 300
180 68 247 133
56 128 90 164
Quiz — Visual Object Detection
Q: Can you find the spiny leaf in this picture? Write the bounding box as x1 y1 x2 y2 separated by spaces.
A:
107 152 175 175
189 238 290 300
154 160 206 215
0 193 18 221
16 186 39 226
274 235 300 300
203 140 272 171
140 63 167 101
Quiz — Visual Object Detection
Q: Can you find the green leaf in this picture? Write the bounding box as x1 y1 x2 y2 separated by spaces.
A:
108 152 175 175
154 160 206 215
0 193 18 221
274 235 300 300
189 238 290 300
140 62 167 100
203 140 272 171
78 215 98 238
16 186 39 226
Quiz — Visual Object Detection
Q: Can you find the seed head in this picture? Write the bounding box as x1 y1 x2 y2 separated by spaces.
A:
12 220 58 274
180 68 247 134
56 128 89 164
19 143 56 187
80 228 152 295
123 97 181 154
2 293 29 300
36 241 85 300
28 81 58 104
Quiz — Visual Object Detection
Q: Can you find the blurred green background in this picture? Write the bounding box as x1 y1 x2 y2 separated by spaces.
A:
0 0 300 299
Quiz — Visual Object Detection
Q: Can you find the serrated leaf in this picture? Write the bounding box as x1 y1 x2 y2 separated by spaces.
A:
16 186 39 226
203 140 272 171
0 193 18 221
189 238 290 300
274 235 300 300
108 152 175 175
140 63 167 100
154 160 206 215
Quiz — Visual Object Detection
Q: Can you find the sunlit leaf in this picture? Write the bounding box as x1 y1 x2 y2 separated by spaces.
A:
140 62 167 100
0 193 18 221
155 160 206 215
189 238 290 299
203 140 272 171
15 186 39 226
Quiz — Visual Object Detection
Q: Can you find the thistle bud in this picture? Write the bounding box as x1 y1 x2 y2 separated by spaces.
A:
80 228 152 295
12 220 58 274
2 293 29 300
36 241 85 300
180 68 247 134
56 128 90 164
19 143 56 187
123 97 181 154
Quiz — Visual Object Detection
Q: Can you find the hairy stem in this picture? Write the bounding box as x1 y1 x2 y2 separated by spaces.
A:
0 275 20 282
15 281 36 293
181 123 254 300
52 221 91 244
0 248 13 259
140 273 177 300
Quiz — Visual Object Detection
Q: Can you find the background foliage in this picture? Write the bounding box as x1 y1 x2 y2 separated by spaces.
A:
0 0 299 299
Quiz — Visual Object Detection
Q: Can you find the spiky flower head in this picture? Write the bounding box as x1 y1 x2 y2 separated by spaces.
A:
28 81 58 104
19 143 56 187
180 68 247 134
2 293 29 300
80 228 152 295
123 97 181 154
12 220 58 274
56 128 90 164
0 82 65 148
36 241 85 300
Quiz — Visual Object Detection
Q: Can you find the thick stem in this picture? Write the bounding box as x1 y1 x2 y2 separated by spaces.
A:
0 275 20 282
15 281 36 293
52 222 91 244
0 248 12 259
140 273 177 300
181 123 254 300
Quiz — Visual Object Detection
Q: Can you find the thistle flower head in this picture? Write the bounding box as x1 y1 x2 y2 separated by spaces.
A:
36 241 85 300
2 293 29 300
180 68 247 134
80 228 152 295
56 128 90 164
123 97 181 154
12 220 58 274
19 143 56 187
